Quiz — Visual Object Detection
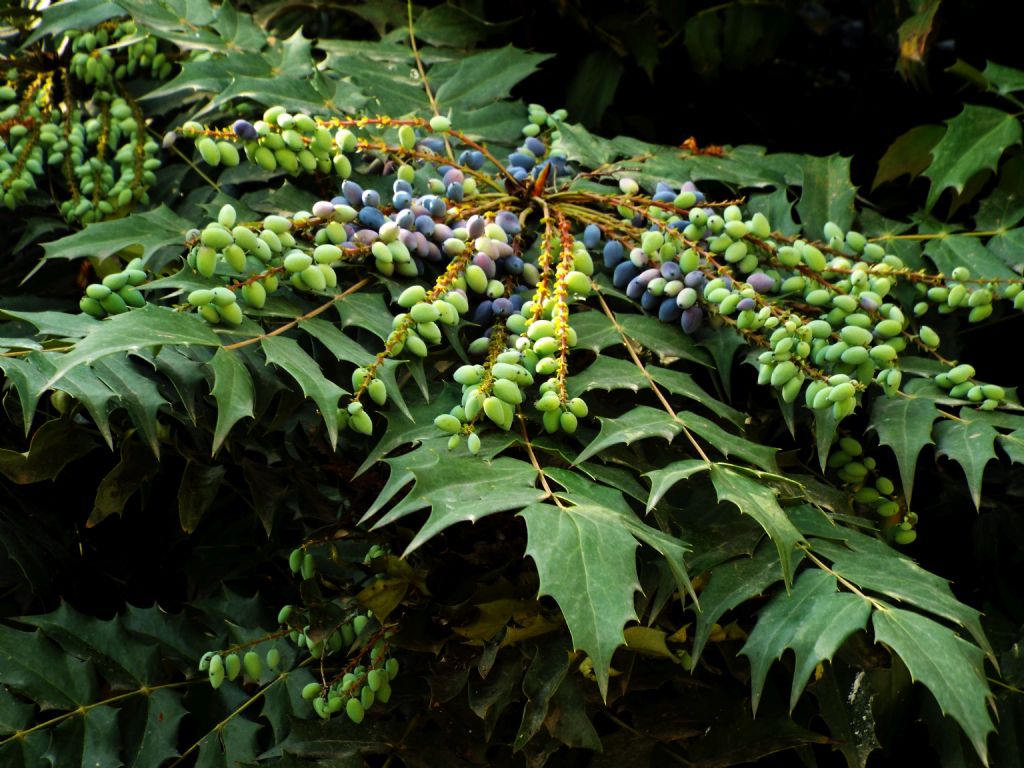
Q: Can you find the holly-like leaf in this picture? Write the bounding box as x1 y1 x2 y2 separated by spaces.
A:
565 356 647 398
691 543 788 663
178 460 226 533
40 305 222 394
0 418 97 485
519 502 640 699
434 47 552 110
869 395 939 505
261 336 345 449
981 60 1024 96
710 464 803 588
678 410 779 471
40 205 191 265
796 154 857 235
89 440 160 527
741 569 871 713
371 450 545 554
574 405 681 465
872 607 995 765
974 154 1024 230
644 459 710 512
0 357 47 434
0 625 97 710
873 124 945 189
925 233 1019 279
513 636 571 750
617 314 711 366
208 348 254 454
935 417 998 509
924 105 1023 212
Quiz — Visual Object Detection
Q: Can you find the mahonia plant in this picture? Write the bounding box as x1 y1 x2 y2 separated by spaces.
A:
4 5 1023 760
114 101 1020 553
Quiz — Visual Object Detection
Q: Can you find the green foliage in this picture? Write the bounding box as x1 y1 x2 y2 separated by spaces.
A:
1 1 1023 766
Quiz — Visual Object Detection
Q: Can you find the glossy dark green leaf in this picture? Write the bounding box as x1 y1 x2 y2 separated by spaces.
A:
372 451 544 554
741 569 871 712
0 419 97 485
873 607 995 764
89 440 160 527
924 105 1023 211
710 464 803 587
873 124 945 189
261 335 345 449
935 417 998 509
692 544 786 663
796 154 857 235
869 395 939 505
520 501 641 699
40 306 221 394
178 460 226 533
209 348 254 454
575 405 681 465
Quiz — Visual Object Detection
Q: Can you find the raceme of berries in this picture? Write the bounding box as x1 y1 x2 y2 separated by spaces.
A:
197 543 400 725
73 104 1021 447
1 19 170 221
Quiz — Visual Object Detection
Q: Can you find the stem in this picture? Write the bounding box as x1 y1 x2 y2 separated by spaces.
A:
0 680 198 746
592 288 713 464
222 278 370 351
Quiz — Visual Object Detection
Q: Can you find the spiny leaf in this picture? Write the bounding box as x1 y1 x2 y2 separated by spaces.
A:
644 459 710 513
20 604 161 689
741 569 871 713
92 356 169 458
575 405 681 465
40 205 191 265
371 450 544 554
935 416 998 509
513 635 571 751
355 389 460 477
691 543 789 663
974 154 1024 230
873 124 945 190
178 460 226 533
0 625 97 710
710 464 803 588
39 305 222 394
869 395 939 506
209 348 254 455
617 314 711 366
925 233 1019 279
0 418 98 485
260 335 345 449
796 154 857 235
89 440 160 527
433 46 552 110
872 606 995 765
678 410 779 471
0 357 47 435
924 105 1023 212
981 60 1024 96
519 502 641 700
554 492 694 604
